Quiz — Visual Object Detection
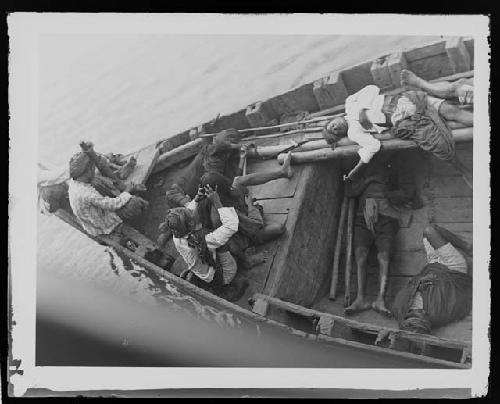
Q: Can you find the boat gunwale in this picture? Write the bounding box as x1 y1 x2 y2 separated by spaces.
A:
53 208 471 369
44 37 476 368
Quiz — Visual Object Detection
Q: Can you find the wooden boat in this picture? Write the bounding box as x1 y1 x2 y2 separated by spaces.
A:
39 36 474 368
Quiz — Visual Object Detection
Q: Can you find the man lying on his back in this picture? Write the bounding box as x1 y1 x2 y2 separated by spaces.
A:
322 70 473 186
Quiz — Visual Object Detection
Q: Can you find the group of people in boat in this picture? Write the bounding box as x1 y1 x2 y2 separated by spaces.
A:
322 69 473 334
66 69 473 334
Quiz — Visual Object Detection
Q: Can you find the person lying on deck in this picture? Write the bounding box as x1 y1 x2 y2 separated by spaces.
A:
344 153 420 317
322 75 473 187
400 69 473 106
164 185 249 302
391 224 472 334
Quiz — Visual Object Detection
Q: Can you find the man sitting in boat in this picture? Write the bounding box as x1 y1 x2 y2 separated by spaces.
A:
199 151 293 251
164 184 248 302
322 72 473 186
344 152 419 317
68 142 150 237
391 224 472 334
163 139 293 269
200 128 244 180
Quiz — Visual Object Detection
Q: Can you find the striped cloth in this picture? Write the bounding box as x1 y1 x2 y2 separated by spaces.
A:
68 179 131 236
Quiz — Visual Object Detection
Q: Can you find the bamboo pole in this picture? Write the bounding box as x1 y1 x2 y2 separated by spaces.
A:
198 115 339 138
276 128 474 165
329 195 348 300
242 127 323 142
344 198 355 308
248 133 395 160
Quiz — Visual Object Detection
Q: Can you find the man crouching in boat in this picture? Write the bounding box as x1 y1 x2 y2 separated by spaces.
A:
68 142 175 270
164 184 249 302
68 142 148 236
199 151 293 249
391 224 472 334
322 72 473 187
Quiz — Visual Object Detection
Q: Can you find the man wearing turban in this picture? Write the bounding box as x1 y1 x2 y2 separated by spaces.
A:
67 142 149 237
164 184 248 302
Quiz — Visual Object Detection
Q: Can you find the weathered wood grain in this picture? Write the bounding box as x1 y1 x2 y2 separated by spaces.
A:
124 143 160 186
257 197 294 214
428 197 473 223
340 61 375 94
408 53 455 81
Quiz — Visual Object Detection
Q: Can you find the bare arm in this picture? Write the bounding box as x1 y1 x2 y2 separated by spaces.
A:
344 159 366 182
80 141 127 191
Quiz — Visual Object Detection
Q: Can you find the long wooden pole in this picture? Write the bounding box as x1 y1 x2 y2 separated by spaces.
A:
329 195 348 300
344 198 355 308
199 115 339 138
247 133 396 159
241 127 323 142
276 128 474 165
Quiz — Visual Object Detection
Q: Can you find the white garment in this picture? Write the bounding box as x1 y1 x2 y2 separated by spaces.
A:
422 238 468 274
68 179 131 236
173 204 239 284
345 85 385 164
409 237 468 310
390 96 417 126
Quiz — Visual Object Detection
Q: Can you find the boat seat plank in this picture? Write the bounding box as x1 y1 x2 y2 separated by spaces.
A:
124 143 161 186
428 197 473 223
257 197 294 214
432 222 472 238
424 176 473 198
255 293 470 354
313 294 471 345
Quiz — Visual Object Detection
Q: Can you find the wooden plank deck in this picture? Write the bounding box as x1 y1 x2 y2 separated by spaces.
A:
312 144 473 343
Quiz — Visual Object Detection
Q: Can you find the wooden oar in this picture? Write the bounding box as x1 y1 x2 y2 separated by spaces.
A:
344 198 355 308
329 195 348 300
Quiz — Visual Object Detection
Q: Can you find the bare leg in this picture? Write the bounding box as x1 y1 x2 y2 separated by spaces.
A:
401 69 460 99
252 223 286 245
345 247 371 315
439 102 473 127
433 224 472 256
233 152 293 188
446 120 469 129
423 224 448 249
372 250 392 317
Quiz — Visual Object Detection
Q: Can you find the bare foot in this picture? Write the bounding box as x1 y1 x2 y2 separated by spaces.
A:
281 151 293 179
371 299 392 318
241 252 267 270
400 69 420 88
344 297 371 315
